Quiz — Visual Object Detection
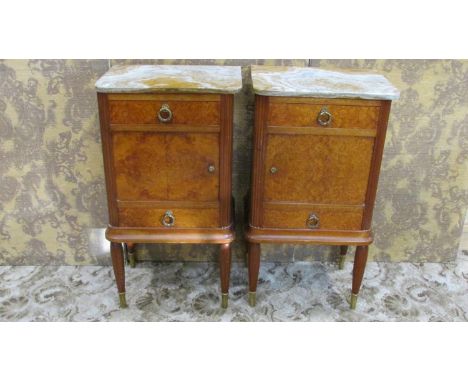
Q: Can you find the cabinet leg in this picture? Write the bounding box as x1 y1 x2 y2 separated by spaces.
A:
338 245 348 270
110 242 127 308
126 242 136 268
219 243 231 309
247 242 261 307
351 245 369 309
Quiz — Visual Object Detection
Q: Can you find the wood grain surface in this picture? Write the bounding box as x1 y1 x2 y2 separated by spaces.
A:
264 134 374 205
112 132 219 202
118 206 219 228
268 99 380 129
109 99 220 126
106 226 235 244
262 203 364 230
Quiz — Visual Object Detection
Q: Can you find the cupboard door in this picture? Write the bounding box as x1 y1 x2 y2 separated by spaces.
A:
113 132 168 201
166 133 219 202
112 132 219 202
264 134 374 205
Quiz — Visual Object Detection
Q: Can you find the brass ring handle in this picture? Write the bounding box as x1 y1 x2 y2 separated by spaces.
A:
306 213 320 229
158 104 173 123
317 107 332 126
161 210 175 227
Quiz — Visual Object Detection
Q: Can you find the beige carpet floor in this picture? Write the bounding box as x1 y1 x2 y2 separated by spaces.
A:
0 251 467 321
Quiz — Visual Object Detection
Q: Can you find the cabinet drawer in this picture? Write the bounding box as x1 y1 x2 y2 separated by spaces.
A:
268 98 380 129
118 206 219 228
112 132 219 202
109 94 220 126
263 204 363 230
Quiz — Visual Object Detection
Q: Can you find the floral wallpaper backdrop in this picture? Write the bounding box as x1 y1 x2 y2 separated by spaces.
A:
0 59 467 265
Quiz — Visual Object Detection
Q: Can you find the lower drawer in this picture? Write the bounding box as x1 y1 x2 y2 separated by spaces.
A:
263 204 364 230
118 207 219 228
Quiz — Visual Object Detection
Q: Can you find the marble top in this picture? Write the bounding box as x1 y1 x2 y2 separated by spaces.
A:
250 65 400 100
95 65 243 94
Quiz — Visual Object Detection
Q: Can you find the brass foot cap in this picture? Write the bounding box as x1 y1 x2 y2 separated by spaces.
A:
350 293 358 310
119 293 128 309
221 293 228 309
248 291 256 307
129 254 136 268
338 255 346 270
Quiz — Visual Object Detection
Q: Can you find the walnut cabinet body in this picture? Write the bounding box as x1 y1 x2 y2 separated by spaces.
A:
246 72 398 309
97 91 236 308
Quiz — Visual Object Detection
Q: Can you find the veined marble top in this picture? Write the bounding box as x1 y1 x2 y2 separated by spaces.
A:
251 65 400 100
95 65 242 94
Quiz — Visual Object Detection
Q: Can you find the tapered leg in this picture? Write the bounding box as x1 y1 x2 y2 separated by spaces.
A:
110 242 127 308
219 243 232 308
338 245 348 270
247 242 261 307
126 242 136 268
351 245 369 309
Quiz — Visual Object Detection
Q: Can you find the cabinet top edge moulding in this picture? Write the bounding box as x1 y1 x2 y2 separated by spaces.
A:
95 64 243 94
250 65 400 100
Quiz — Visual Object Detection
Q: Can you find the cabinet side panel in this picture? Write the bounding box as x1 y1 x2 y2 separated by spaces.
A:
219 94 234 226
250 95 269 227
98 92 119 226
362 100 392 230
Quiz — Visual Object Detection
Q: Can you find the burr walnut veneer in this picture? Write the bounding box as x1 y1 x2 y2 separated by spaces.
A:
246 66 399 308
96 65 242 308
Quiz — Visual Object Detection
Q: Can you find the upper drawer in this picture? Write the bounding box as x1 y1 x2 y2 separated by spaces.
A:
108 94 220 126
268 97 381 129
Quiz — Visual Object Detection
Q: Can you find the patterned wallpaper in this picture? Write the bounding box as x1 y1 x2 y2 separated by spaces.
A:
0 59 467 265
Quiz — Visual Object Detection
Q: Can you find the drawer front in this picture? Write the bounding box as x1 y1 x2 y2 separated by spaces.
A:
119 207 219 228
109 95 220 126
112 132 219 202
263 204 364 230
264 134 374 204
268 99 380 129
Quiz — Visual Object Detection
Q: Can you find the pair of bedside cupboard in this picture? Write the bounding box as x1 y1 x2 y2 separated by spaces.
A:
96 65 242 308
246 66 399 308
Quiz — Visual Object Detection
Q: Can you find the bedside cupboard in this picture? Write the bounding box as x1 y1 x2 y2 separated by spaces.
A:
246 66 399 308
96 65 242 308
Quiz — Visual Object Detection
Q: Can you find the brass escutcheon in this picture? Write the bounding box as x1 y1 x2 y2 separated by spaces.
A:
208 164 215 173
270 166 278 174
158 103 173 123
